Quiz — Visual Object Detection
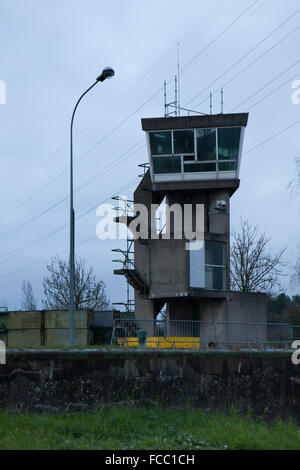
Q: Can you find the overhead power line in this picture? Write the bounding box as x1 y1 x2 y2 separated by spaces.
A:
194 20 300 109
186 8 300 107
243 117 300 156
179 0 260 78
229 58 300 111
0 140 145 241
0 177 140 267
235 71 300 111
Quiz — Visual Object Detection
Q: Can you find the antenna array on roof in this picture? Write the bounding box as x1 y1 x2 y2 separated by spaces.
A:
163 44 225 117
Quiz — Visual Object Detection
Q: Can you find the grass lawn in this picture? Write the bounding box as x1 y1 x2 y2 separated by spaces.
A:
0 406 299 450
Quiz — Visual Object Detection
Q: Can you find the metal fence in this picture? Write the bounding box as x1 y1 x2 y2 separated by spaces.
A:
111 318 293 350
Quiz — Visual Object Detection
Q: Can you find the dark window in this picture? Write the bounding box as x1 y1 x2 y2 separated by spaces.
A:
184 162 216 173
150 131 172 155
218 127 241 160
184 155 196 162
153 156 181 174
197 129 217 161
173 130 194 154
205 241 226 266
205 266 226 290
218 161 237 171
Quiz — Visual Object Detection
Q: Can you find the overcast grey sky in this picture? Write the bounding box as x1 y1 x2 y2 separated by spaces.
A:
0 0 299 309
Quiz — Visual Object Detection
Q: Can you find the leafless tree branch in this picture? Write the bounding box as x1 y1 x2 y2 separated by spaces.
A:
230 220 286 295
42 256 109 311
21 281 37 311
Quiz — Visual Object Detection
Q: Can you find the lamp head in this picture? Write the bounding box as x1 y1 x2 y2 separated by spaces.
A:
97 67 115 82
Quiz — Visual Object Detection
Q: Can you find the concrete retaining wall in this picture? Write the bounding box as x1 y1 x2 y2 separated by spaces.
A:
0 350 300 419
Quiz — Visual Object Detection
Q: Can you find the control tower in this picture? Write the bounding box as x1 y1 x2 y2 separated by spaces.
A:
114 112 267 336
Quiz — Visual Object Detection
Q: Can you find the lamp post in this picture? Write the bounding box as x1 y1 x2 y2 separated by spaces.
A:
69 67 115 347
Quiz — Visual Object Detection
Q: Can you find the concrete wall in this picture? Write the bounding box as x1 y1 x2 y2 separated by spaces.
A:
166 293 267 345
135 290 267 344
150 239 188 297
0 350 299 420
1 310 92 348
198 293 267 345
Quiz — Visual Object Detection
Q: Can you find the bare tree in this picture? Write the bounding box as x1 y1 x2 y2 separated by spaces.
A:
42 256 109 310
230 220 286 294
21 281 37 311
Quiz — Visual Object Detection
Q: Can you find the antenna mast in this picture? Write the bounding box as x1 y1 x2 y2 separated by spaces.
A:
177 42 181 117
164 80 167 117
221 88 224 114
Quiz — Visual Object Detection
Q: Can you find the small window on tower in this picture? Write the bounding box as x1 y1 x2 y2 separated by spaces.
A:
173 130 195 154
205 241 226 291
149 131 172 155
153 156 181 174
197 129 217 161
218 127 241 160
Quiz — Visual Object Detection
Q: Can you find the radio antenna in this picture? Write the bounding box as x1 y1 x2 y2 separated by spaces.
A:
177 42 181 116
221 88 224 114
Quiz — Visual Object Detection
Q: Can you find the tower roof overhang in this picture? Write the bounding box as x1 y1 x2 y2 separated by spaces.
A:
141 113 249 131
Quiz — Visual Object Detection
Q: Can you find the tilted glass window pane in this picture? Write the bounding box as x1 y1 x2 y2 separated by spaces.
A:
205 266 226 290
218 161 237 171
173 130 195 154
205 241 226 266
153 156 181 174
149 131 172 155
197 129 217 161
184 162 216 173
218 127 241 160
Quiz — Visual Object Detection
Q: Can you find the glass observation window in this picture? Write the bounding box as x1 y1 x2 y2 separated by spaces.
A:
150 131 172 155
153 156 181 174
149 127 242 177
197 129 217 161
218 127 241 160
173 130 194 154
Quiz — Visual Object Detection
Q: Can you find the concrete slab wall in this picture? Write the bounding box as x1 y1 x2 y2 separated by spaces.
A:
198 293 267 345
150 239 188 296
2 310 92 348
165 293 268 345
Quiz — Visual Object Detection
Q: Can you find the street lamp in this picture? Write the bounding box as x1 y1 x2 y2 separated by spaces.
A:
69 67 115 347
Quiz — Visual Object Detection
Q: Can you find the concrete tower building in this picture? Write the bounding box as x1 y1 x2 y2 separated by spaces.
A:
115 112 267 343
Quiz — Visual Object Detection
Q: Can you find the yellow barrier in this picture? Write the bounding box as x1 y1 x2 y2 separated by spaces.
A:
117 337 201 349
